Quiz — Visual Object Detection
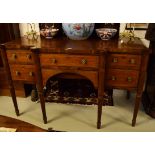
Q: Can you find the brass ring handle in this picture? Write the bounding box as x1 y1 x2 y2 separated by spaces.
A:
12 54 17 60
130 59 135 64
81 59 87 64
15 71 20 76
29 72 34 76
113 58 118 63
51 58 57 64
27 54 32 60
127 77 132 82
112 76 116 81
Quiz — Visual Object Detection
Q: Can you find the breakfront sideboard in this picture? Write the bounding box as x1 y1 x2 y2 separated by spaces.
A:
0 37 150 129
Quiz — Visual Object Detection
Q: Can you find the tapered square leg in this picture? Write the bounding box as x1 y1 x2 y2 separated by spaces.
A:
97 98 103 129
132 95 141 127
0 45 20 117
132 119 136 127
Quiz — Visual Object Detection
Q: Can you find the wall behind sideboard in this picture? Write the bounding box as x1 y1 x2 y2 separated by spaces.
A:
19 23 150 47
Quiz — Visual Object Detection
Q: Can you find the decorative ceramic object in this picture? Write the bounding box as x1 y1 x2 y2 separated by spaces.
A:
40 24 59 39
96 28 117 40
62 23 95 40
40 28 59 39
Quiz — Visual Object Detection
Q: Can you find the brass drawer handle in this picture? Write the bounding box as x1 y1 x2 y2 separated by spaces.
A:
81 59 87 64
127 77 132 82
51 58 57 64
27 54 32 60
130 59 135 64
15 71 20 76
112 76 116 81
29 72 34 76
113 58 118 63
12 54 17 60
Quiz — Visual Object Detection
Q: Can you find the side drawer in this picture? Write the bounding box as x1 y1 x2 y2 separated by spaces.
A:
10 65 35 82
105 69 139 88
107 54 141 69
40 54 99 68
7 50 34 64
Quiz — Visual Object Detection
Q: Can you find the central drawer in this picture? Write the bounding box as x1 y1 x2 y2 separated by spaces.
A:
40 54 99 68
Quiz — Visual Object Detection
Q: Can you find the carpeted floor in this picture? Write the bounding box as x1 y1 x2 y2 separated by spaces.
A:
0 90 155 132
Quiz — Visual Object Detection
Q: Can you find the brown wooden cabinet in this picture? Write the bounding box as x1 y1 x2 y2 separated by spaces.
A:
0 36 150 129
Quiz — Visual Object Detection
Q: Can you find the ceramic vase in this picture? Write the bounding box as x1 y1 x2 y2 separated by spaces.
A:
62 23 95 40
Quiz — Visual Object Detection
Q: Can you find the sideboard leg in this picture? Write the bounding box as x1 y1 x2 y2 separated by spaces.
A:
132 95 141 127
97 98 103 129
126 90 131 100
0 45 19 116
9 86 20 116
132 54 149 126
97 55 105 129
31 47 47 124
38 91 47 124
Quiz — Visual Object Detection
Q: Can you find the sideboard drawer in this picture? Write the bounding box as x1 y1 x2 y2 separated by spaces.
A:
7 50 34 64
40 54 99 68
105 69 139 88
107 54 141 69
10 65 35 82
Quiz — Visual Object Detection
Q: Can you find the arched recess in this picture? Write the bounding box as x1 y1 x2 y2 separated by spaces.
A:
42 69 98 89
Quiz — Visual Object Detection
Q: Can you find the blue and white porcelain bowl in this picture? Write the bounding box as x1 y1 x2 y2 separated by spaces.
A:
62 23 95 40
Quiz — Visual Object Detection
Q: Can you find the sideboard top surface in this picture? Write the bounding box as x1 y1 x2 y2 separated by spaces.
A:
2 37 149 54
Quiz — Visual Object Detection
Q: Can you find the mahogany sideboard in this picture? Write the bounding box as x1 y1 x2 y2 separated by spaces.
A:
0 37 150 129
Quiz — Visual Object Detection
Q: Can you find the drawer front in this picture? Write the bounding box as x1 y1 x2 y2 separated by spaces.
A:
10 65 35 82
7 50 34 64
107 54 141 69
40 54 99 68
106 69 139 88
42 69 98 88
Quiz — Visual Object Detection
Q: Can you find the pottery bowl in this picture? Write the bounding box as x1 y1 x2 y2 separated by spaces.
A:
96 28 117 40
62 23 95 40
40 28 59 39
